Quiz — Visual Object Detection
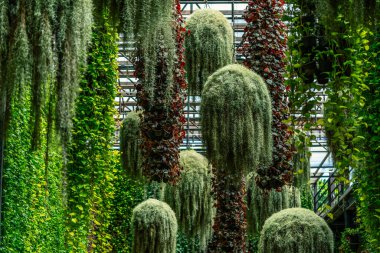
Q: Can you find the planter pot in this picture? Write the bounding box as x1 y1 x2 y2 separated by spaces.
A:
301 36 317 53
302 61 316 84
316 55 332 84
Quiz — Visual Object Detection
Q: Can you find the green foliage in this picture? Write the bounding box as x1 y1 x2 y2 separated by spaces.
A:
356 33 380 251
109 170 145 253
163 150 214 251
0 69 65 253
65 14 118 253
259 208 334 253
185 9 234 95
0 0 93 148
176 232 201 253
246 173 301 236
132 199 178 253
315 0 379 29
339 227 363 253
287 2 379 249
201 64 272 177
120 111 143 179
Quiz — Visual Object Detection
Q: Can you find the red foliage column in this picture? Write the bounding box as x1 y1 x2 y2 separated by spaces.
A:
134 2 187 184
208 171 247 253
240 0 293 190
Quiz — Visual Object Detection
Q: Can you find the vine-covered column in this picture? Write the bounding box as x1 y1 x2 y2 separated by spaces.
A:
66 12 118 252
241 0 293 190
128 0 186 184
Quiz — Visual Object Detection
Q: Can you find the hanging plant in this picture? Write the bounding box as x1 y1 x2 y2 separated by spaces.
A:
163 150 214 252
0 0 93 148
201 64 272 252
246 173 301 236
66 12 118 252
0 0 92 250
259 208 334 253
132 199 178 253
128 0 187 183
120 111 143 179
240 0 294 190
185 9 234 95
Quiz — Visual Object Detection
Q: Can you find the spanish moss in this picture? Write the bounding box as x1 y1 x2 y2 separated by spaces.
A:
163 150 214 251
201 64 272 252
201 64 272 176
246 173 301 236
259 208 334 253
132 199 177 253
0 0 93 149
120 111 143 179
185 9 234 95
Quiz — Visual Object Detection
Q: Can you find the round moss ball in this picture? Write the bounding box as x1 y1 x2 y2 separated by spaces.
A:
185 9 234 95
201 64 272 175
132 199 177 253
259 208 334 253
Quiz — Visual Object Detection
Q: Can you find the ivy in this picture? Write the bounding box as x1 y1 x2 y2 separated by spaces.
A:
0 70 65 253
65 12 118 253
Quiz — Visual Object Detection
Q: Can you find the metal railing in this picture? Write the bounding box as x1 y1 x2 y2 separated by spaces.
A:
313 167 354 218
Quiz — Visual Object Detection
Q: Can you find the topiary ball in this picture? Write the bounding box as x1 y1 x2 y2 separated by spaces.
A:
201 64 272 177
259 208 334 253
163 150 214 251
120 111 142 178
132 198 177 253
185 9 234 95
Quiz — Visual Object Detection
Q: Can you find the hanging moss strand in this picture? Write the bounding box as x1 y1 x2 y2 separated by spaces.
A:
163 150 214 252
201 64 272 175
246 173 301 236
128 0 186 183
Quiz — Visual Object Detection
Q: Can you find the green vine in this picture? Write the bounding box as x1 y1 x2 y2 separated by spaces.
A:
0 68 65 253
65 12 118 253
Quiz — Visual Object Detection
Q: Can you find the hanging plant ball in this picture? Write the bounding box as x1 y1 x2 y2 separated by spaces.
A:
259 208 334 253
185 9 234 95
132 199 178 253
120 111 143 179
163 150 214 251
201 64 272 177
246 173 301 235
201 64 272 252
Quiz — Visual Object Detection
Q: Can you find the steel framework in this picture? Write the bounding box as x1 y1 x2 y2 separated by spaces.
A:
116 0 348 219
